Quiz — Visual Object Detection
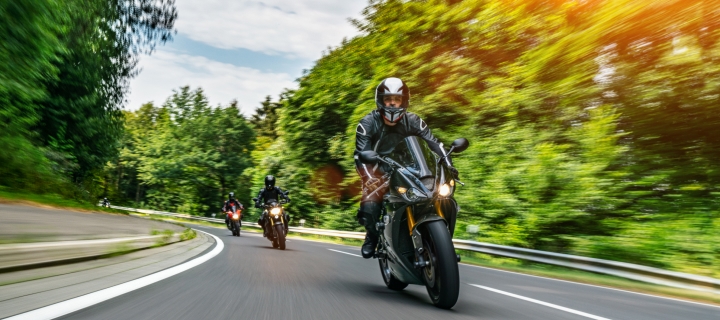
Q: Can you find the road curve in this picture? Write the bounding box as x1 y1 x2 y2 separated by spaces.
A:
56 225 718 320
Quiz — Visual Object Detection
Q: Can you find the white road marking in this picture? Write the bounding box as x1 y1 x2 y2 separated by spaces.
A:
469 284 612 320
461 264 720 309
4 230 224 320
328 248 362 258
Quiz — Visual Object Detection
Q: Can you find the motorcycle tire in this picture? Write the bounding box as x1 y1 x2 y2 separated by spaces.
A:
275 224 286 250
421 220 460 309
378 243 408 291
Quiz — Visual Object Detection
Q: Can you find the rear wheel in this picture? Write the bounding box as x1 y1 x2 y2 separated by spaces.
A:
275 225 286 250
421 220 459 309
378 242 408 291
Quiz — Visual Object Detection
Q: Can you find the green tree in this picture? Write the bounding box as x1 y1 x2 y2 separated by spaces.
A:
0 0 65 190
36 0 177 182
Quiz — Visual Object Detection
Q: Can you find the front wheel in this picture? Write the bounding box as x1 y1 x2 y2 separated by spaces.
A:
274 224 286 250
233 221 241 237
421 220 460 309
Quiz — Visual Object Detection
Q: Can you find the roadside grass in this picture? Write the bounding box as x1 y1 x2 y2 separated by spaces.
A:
125 213 720 306
0 188 126 215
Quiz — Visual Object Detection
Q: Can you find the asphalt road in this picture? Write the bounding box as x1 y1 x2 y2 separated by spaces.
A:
57 225 718 320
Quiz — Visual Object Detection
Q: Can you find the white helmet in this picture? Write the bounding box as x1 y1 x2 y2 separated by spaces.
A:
375 77 409 123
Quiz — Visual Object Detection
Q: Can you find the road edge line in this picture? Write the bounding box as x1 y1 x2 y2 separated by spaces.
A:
468 284 612 320
327 248 362 257
460 264 720 309
3 229 223 320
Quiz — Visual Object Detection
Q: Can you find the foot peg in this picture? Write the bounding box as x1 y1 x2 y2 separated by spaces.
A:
375 222 385 231
376 249 386 259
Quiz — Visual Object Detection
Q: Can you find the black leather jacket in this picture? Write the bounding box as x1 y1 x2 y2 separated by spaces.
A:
255 186 289 207
222 199 244 212
354 110 447 181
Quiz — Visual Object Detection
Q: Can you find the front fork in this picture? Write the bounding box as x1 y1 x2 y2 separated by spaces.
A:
374 205 428 267
267 213 288 236
405 203 460 268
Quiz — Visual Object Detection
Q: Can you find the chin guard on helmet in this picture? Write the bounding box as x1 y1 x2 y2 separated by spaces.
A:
375 77 409 124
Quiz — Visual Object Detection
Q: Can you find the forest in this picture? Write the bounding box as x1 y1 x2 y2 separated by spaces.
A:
2 0 718 277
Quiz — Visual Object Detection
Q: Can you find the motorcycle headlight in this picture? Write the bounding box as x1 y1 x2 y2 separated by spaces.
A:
449 179 455 187
439 184 451 197
396 187 407 194
232 214 239 219
270 207 282 215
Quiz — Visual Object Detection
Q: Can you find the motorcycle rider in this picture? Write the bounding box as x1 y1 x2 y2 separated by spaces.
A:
222 192 244 230
255 175 290 237
355 77 459 259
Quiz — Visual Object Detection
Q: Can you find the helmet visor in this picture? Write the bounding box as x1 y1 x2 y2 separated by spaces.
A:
382 94 404 107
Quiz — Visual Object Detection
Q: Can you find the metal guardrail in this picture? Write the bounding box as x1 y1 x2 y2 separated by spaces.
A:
110 204 720 294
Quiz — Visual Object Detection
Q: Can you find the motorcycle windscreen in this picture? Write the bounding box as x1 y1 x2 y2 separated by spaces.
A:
389 136 438 189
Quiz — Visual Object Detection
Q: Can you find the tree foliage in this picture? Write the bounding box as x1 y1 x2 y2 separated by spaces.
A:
0 0 176 196
249 0 720 275
109 87 256 215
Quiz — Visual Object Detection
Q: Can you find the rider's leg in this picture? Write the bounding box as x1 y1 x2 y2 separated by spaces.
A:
360 200 383 259
260 212 269 236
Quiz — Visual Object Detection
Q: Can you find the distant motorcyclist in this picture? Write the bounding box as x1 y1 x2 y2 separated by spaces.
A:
101 197 110 208
354 77 459 258
255 175 290 236
222 192 244 229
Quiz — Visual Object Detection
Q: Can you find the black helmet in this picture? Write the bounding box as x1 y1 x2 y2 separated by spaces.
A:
375 77 409 124
228 192 235 200
265 175 275 189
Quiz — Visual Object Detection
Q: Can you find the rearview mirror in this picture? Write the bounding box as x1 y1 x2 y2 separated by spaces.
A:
252 198 258 202
359 150 379 164
451 138 469 153
284 190 290 195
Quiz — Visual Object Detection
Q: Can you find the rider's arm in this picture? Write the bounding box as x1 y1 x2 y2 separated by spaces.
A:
354 114 377 181
255 189 264 207
276 187 290 201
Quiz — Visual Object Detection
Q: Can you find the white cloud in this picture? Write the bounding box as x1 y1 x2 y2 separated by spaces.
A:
175 0 367 60
126 50 296 114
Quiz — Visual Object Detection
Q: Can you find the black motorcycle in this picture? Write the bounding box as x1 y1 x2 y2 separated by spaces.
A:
359 136 469 309
254 192 290 250
226 205 242 237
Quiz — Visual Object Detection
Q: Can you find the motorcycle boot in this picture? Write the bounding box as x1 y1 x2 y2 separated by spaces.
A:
259 214 270 237
360 202 382 258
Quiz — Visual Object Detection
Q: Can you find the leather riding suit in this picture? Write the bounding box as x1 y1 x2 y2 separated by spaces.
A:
354 110 450 242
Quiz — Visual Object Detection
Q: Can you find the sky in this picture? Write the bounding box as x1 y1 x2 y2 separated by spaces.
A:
126 0 368 115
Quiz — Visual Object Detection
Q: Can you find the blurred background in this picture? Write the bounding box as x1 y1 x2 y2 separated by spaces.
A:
1 0 719 279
